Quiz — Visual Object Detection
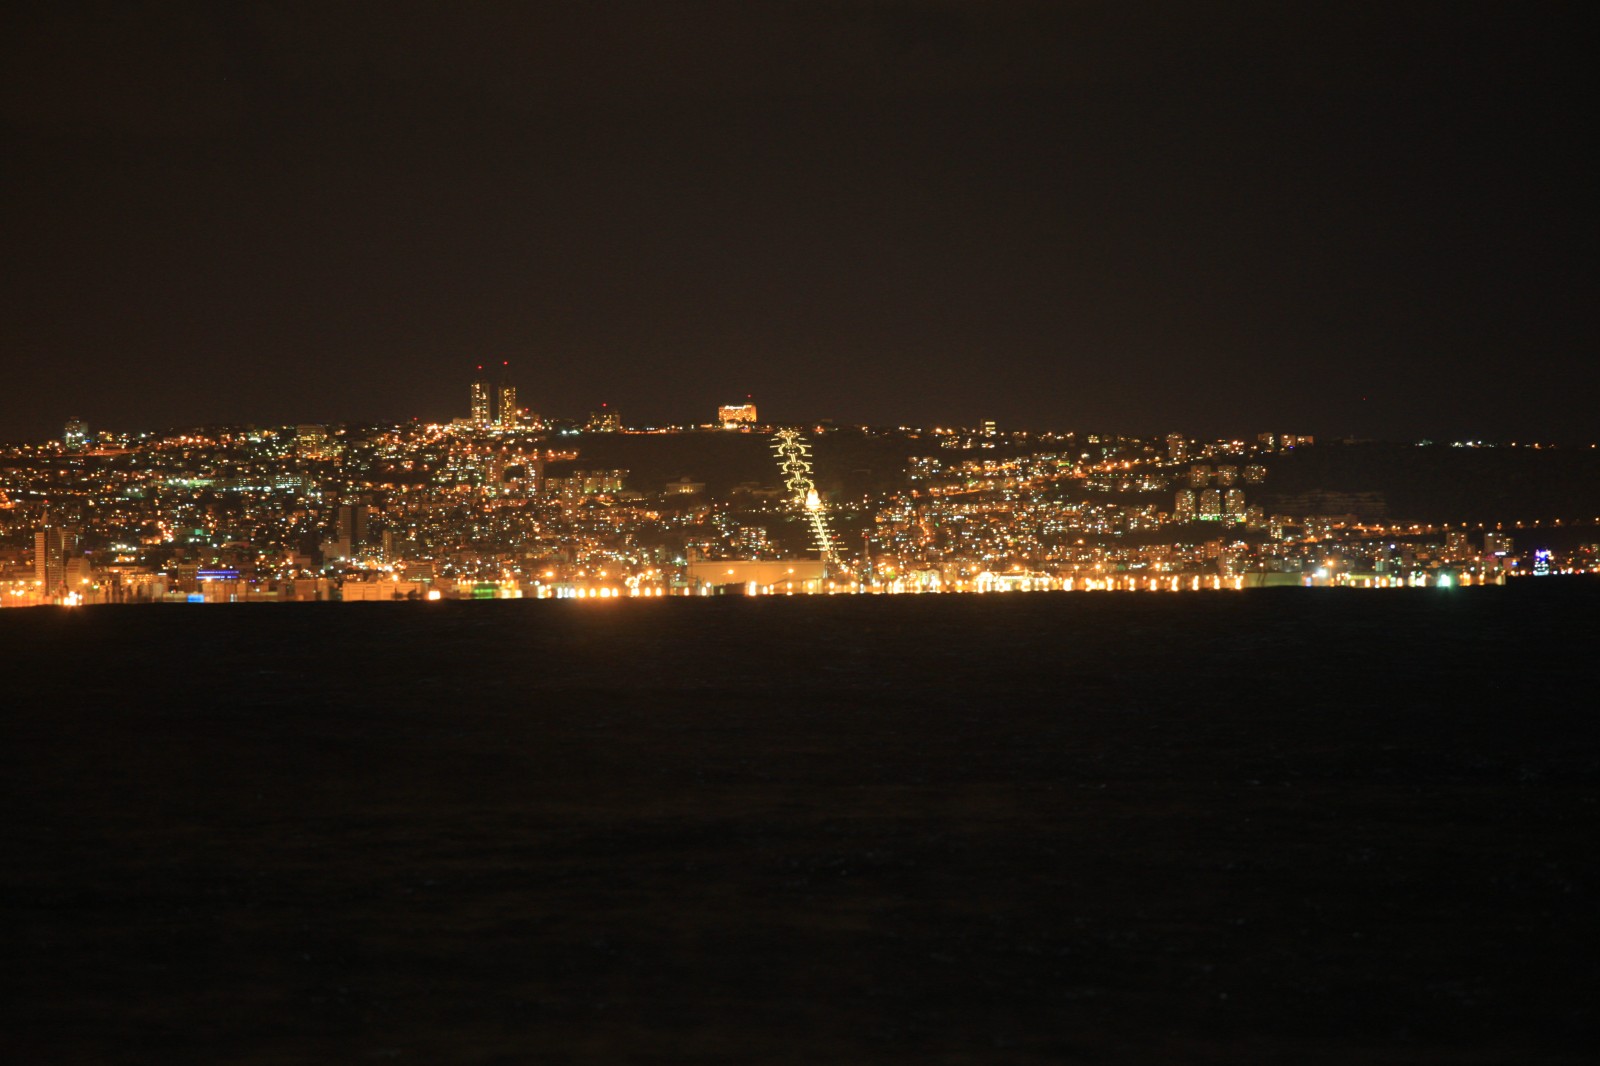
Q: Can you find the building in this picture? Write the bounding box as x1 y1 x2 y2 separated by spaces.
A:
63 556 96 598
498 384 519 428
664 476 705 496
1174 489 1197 521
736 526 774 556
687 558 827 592
545 469 627 500
1188 465 1212 488
470 379 493 427
1223 487 1246 520
296 424 335 459
718 403 757 427
1215 465 1238 486
982 420 997 436
63 418 89 451
585 407 621 433
1199 488 1223 520
341 577 433 602
34 521 76 600
337 503 371 551
1166 433 1188 462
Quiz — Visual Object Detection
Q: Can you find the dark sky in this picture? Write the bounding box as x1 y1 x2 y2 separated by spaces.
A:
2 1 1593 441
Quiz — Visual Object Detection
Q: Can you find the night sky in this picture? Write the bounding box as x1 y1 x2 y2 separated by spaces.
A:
2 2 1593 441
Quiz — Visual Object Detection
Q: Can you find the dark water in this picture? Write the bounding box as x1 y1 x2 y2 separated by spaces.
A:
5 584 1598 1062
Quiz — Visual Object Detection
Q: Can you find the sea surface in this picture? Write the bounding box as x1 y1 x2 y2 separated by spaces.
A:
4 583 1597 1063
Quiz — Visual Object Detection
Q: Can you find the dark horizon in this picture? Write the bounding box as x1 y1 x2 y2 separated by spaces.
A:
3 2 1594 443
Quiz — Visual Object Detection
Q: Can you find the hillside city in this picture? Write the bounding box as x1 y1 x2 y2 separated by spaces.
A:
4 383 1596 606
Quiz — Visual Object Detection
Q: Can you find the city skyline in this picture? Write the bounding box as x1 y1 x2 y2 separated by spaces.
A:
24 398 1600 449
3 3 1594 443
5 406 1597 608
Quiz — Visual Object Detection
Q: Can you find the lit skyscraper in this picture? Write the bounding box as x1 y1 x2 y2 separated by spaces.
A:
34 517 75 599
470 379 493 427
338 503 370 551
499 385 519 428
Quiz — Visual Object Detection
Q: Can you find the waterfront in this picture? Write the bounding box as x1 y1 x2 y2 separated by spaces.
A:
9 424 1598 608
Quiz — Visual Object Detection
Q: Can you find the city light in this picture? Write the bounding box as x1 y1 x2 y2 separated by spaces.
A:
1 418 1591 607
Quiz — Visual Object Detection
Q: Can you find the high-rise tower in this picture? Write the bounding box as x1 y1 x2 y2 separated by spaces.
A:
470 377 493 427
499 384 518 428
34 516 76 599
